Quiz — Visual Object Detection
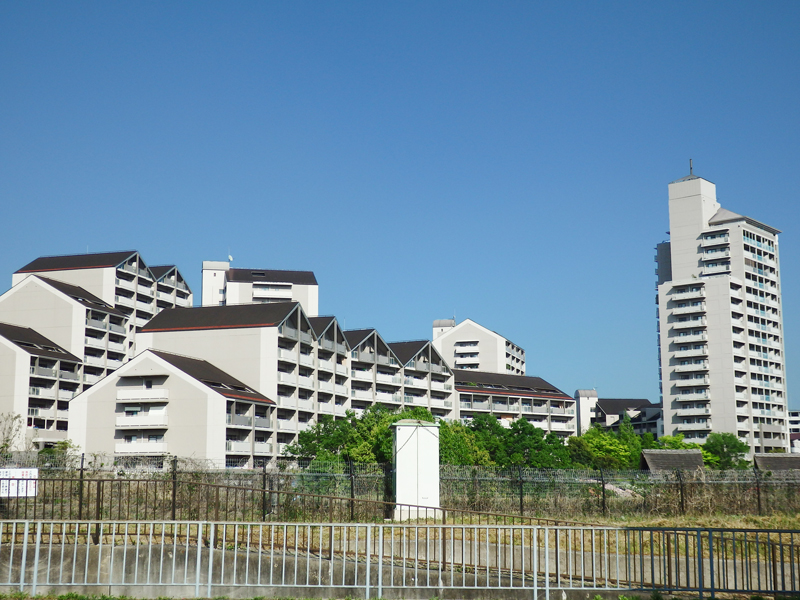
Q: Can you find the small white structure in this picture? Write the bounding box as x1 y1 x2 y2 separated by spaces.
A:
432 318 525 375
392 419 439 519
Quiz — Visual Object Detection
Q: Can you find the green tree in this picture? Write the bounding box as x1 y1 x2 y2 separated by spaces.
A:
657 434 719 468
702 432 750 470
616 413 643 468
438 421 492 465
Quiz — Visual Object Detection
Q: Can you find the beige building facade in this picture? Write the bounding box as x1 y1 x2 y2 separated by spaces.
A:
656 172 789 454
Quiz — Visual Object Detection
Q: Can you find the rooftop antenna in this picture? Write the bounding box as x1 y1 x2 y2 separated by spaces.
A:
689 158 693 175
228 248 233 263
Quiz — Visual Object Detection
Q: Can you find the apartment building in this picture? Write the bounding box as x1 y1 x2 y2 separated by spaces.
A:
455 370 577 437
69 349 275 467
656 171 789 454
388 341 454 419
201 261 318 317
0 323 83 448
432 319 525 375
12 251 192 353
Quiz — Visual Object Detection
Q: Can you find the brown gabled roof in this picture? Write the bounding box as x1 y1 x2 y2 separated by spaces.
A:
388 341 428 366
308 316 336 337
453 369 570 398
344 329 374 348
149 265 175 280
753 454 800 471
0 322 81 362
640 449 704 471
16 251 138 274
150 350 273 404
140 302 297 333
227 268 317 285
596 398 654 415
35 277 125 316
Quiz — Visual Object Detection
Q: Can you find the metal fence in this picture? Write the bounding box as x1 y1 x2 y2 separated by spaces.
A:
0 477 578 527
440 465 800 517
0 520 798 599
5 452 800 518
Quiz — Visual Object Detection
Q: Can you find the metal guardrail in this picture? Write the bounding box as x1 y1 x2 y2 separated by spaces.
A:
0 520 797 598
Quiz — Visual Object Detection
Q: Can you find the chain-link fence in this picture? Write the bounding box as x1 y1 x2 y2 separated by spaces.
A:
439 464 800 517
3 452 799 518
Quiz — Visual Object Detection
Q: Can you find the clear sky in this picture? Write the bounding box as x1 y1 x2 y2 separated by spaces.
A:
1 2 799 407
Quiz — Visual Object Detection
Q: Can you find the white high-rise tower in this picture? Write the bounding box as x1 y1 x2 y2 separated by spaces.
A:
656 169 789 455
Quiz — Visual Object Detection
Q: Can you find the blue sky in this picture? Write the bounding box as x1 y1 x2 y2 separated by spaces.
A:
2 2 799 407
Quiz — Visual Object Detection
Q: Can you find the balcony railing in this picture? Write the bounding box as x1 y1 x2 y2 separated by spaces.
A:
115 441 168 454
116 414 169 428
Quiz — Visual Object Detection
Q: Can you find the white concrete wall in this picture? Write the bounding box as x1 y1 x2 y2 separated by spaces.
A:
201 262 229 307
0 278 86 357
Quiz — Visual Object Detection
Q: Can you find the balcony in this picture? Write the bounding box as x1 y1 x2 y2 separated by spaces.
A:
225 440 251 454
85 317 108 331
115 295 135 309
431 380 451 391
674 377 709 387
254 415 271 428
58 389 76 400
318 381 333 393
674 348 707 358
702 250 730 261
30 366 57 378
317 358 334 372
32 429 68 442
84 355 105 368
672 304 706 315
376 391 402 403
226 414 252 427
84 336 106 349
116 414 169 428
83 373 102 384
279 326 298 340
299 354 314 367
674 363 708 373
109 322 126 334
351 370 373 382
297 398 314 411
376 373 402 385
676 392 710 401
253 442 272 455
297 375 315 390
300 332 313 344
278 349 296 362
116 388 169 401
701 236 729 247
676 421 712 431
454 356 480 366
404 377 427 389
319 339 334 351
297 421 313 432
277 395 296 407
334 384 348 396
673 333 707 343
115 277 136 291
318 402 334 414
115 441 169 454
137 284 153 297
335 364 347 376
549 422 575 432
28 407 55 419
672 318 706 330
29 386 55 399
352 350 372 362
334 404 347 416
277 420 296 433
277 372 297 385
672 288 705 300
676 407 711 417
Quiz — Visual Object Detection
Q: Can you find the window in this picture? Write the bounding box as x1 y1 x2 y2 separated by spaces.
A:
144 380 153 389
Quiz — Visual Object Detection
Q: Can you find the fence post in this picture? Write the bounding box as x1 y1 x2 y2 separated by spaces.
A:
93 479 102 544
517 465 524 517
77 453 85 520
599 469 607 517
708 530 715 599
677 470 686 515
754 466 762 516
261 462 268 521
696 529 704 600
31 521 42 597
348 459 355 522
171 455 178 521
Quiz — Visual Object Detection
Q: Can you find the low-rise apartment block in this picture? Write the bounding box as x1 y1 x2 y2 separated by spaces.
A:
0 323 82 447
202 261 318 316
69 349 275 467
455 370 577 437
432 319 525 375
